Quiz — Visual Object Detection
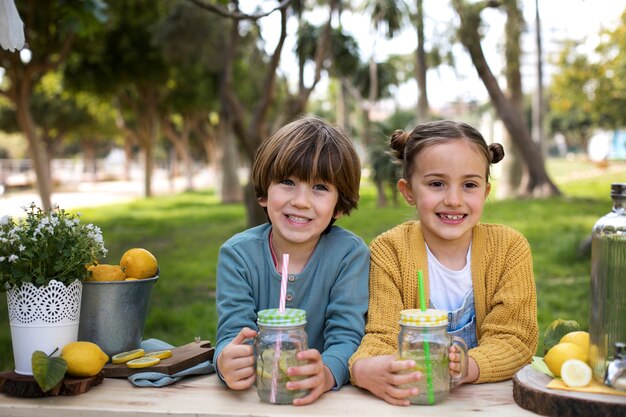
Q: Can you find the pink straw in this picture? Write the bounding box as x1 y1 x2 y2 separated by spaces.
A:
279 253 289 313
271 253 289 403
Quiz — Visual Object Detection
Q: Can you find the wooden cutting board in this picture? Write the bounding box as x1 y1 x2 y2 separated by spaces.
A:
513 365 626 417
0 371 103 397
103 340 214 378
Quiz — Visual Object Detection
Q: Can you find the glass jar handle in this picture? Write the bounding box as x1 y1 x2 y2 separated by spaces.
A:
450 336 468 388
243 336 258 366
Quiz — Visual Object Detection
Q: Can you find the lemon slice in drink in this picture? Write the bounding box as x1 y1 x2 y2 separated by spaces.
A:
111 348 145 364
144 349 173 360
561 359 592 387
126 357 161 369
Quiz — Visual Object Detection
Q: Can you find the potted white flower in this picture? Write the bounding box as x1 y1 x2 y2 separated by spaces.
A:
0 203 107 375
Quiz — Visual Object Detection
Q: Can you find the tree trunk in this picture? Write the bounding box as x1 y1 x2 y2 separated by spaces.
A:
498 0 525 198
452 0 560 197
15 88 52 210
216 10 244 206
137 95 159 198
162 117 195 191
123 138 133 181
415 0 429 122
336 78 348 130
375 179 387 208
219 123 243 203
532 0 545 156
197 118 217 173
82 138 97 182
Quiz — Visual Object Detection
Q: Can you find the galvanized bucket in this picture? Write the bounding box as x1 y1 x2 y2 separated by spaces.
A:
78 274 158 357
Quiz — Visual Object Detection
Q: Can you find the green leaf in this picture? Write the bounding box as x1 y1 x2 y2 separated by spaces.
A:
32 350 68 392
531 356 554 378
543 319 580 354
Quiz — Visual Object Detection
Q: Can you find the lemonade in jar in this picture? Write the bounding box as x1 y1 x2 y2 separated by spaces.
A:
255 308 309 404
398 309 468 405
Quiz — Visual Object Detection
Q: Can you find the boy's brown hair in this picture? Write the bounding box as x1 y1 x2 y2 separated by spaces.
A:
252 116 361 218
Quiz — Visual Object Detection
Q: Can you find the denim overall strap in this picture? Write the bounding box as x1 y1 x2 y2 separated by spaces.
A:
431 290 478 349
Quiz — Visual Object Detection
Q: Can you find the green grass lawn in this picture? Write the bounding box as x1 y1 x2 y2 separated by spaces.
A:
1 159 624 371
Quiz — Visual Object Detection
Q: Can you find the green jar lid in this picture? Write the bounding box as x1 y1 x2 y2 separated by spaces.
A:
399 309 448 327
257 308 307 326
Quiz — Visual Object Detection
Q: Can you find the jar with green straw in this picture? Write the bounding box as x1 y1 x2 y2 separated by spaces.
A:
397 271 468 405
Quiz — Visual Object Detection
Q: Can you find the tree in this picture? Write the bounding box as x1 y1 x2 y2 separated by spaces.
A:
546 42 595 148
548 10 626 151
589 10 626 130
191 0 338 226
0 1 106 209
154 2 223 193
452 0 560 197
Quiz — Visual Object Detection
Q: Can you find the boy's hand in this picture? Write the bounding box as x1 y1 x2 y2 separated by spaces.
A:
351 355 421 406
217 327 257 390
284 349 335 406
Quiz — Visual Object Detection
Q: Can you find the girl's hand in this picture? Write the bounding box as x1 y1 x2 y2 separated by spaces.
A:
217 327 257 390
284 349 335 406
448 345 479 384
351 355 422 406
448 344 463 377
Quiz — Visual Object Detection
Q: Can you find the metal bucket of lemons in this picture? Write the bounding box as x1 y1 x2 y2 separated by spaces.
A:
78 248 159 358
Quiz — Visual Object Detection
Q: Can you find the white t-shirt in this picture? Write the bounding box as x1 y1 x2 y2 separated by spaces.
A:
426 243 473 311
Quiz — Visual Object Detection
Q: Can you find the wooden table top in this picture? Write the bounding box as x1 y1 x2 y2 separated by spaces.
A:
0 373 537 417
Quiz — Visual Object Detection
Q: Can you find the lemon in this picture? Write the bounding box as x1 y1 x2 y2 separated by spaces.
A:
544 342 587 377
144 349 173 360
111 348 145 364
559 331 589 360
120 248 158 279
61 341 109 377
126 357 160 369
561 359 592 387
86 264 126 282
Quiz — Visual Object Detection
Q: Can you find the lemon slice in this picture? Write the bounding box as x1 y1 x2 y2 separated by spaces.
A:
561 359 592 387
144 349 173 360
126 357 161 369
111 348 145 364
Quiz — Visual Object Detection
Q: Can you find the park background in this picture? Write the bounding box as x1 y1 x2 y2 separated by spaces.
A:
1 0 626 371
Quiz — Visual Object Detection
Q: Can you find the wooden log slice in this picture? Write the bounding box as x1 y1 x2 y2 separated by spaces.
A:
513 365 626 417
0 371 104 398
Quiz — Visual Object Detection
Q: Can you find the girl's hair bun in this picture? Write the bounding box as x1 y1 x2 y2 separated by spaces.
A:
489 143 505 164
389 129 409 161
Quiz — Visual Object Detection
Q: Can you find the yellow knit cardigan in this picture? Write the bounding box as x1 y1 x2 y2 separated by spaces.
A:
349 221 538 384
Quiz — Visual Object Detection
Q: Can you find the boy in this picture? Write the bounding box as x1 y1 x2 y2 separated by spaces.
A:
214 116 369 405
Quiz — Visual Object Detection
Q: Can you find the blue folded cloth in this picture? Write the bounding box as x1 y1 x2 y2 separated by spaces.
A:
127 338 215 388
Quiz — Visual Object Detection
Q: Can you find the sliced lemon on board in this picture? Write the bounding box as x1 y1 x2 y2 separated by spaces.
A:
144 349 173 360
561 359 592 388
111 348 145 364
126 357 161 369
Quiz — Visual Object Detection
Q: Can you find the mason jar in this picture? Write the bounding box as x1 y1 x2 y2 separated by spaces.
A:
398 309 468 405
255 308 309 404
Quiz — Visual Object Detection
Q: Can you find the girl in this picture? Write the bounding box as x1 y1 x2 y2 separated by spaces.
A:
349 120 538 406
215 116 369 405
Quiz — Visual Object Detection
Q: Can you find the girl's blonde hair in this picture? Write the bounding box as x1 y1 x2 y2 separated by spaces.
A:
389 120 505 180
253 116 361 217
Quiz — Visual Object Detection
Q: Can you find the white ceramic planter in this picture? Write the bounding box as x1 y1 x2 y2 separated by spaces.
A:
6 279 82 375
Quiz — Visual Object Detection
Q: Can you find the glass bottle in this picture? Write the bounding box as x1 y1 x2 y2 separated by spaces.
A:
255 308 309 404
589 183 626 388
397 309 468 405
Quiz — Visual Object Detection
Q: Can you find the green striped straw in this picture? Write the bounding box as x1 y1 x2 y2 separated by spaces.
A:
418 270 435 405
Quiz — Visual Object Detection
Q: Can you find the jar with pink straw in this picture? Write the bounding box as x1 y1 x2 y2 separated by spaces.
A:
254 254 309 404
